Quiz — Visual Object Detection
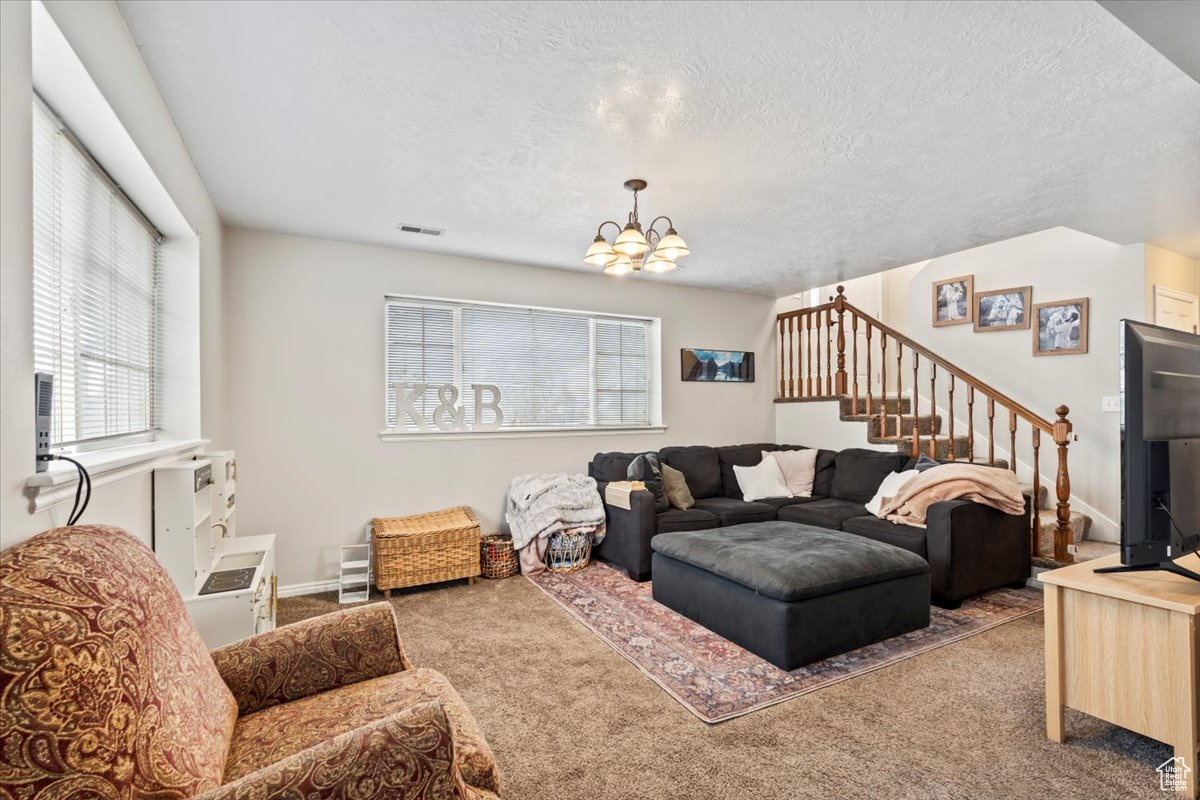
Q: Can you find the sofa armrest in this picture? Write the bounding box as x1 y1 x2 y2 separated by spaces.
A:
594 489 658 581
925 496 1031 604
212 603 414 716
194 700 476 800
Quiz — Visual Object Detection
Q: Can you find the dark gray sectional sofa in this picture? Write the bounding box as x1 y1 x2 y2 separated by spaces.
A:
589 443 1031 607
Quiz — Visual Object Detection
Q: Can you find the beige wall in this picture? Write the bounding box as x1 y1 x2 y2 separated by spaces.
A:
223 227 777 589
0 1 223 547
1144 243 1200 321
904 228 1146 540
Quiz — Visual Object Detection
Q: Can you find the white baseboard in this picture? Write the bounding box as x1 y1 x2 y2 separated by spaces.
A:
278 579 340 598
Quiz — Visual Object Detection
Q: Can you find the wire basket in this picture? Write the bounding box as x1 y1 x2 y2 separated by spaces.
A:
480 533 519 579
546 530 592 572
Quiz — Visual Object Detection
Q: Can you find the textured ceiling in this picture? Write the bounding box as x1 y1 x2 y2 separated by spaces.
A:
117 0 1200 297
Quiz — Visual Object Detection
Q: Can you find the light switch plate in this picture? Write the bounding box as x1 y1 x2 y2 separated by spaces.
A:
1101 396 1120 413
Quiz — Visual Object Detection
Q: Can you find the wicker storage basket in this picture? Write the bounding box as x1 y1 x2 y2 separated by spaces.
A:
372 506 481 596
480 534 519 579
546 530 592 572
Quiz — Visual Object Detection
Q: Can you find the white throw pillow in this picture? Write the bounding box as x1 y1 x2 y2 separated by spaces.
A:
764 449 818 497
734 456 793 502
866 470 920 517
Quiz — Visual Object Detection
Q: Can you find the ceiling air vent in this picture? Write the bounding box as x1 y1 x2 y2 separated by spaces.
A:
396 223 445 236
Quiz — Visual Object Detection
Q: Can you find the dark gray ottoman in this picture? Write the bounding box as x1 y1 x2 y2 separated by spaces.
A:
651 521 930 670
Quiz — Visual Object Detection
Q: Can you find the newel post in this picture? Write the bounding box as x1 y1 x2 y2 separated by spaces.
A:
834 285 848 396
1052 405 1074 564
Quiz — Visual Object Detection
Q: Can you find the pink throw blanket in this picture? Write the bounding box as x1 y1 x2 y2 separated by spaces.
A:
877 463 1026 528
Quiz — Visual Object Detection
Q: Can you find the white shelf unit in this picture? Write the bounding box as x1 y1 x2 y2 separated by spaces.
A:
152 461 214 595
198 450 237 550
155 456 277 649
340 543 371 604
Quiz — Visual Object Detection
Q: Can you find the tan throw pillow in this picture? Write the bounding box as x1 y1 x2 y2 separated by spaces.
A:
661 463 695 510
766 448 818 497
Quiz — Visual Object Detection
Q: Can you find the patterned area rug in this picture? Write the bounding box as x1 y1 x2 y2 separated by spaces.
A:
527 561 1043 723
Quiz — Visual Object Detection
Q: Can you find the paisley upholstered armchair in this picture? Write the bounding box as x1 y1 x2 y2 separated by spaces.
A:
0 525 500 799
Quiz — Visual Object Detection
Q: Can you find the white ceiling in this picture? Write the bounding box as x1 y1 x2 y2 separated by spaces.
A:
116 0 1200 297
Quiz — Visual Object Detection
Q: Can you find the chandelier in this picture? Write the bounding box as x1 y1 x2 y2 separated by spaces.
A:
583 179 690 276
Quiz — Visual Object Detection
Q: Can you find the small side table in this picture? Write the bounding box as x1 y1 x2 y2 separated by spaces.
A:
1042 553 1199 798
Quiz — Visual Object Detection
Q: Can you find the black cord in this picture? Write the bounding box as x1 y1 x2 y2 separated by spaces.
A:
41 455 91 526
1156 498 1199 559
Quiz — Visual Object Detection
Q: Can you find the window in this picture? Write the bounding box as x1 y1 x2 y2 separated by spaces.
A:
32 99 162 447
385 298 655 433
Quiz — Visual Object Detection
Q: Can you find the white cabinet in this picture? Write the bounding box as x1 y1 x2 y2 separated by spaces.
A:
153 461 215 594
154 457 277 649
185 534 277 648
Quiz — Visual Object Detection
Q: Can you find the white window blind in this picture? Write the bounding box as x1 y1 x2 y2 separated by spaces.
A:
32 100 162 447
385 298 653 431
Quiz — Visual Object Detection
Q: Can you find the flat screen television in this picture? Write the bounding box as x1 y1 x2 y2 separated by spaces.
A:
1094 320 1200 581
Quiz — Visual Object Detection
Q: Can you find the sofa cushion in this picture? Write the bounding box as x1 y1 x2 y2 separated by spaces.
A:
756 495 823 510
661 462 695 510
842 515 929 558
628 453 669 512
657 507 721 533
830 449 911 503
651 522 930 602
225 667 500 796
776 447 837 496
693 496 777 526
659 445 722 499
716 443 779 498
591 451 640 482
769 448 820 496
777 498 869 529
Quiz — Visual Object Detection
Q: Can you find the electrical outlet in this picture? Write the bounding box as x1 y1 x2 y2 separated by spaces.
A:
1101 396 1119 413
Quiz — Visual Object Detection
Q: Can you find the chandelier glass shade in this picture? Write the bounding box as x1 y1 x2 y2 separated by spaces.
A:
585 179 688 276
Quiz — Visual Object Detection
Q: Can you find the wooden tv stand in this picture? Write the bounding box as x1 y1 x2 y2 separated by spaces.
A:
1042 552 1199 797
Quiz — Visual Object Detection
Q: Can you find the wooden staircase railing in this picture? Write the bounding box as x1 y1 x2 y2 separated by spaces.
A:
776 286 1074 564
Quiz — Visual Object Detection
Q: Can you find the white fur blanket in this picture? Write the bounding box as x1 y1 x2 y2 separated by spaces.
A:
505 473 606 551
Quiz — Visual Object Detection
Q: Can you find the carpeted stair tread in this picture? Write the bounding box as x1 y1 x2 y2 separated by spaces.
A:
1033 539 1118 570
1035 509 1093 560
869 434 971 460
838 395 912 416
1018 482 1050 506
864 414 942 438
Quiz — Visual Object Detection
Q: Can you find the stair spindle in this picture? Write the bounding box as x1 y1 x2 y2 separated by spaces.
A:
928 362 938 459
815 311 823 396
836 288 848 397
1032 427 1041 557
896 341 904 441
878 332 887 437
1054 406 1074 564
1009 410 1018 474
806 312 814 397
987 397 996 465
966 385 975 462
947 374 956 462
778 317 785 398
787 316 795 398
911 352 920 457
850 315 859 413
825 308 834 396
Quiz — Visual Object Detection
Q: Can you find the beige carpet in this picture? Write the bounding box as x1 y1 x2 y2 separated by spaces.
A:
281 576 1169 800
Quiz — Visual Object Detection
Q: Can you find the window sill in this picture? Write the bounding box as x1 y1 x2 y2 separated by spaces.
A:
379 425 667 443
25 438 209 512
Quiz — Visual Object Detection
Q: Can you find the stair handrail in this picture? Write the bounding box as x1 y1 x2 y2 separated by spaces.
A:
776 286 1074 564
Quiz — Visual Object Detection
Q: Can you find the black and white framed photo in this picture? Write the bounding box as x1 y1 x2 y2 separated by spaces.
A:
932 275 973 327
1033 298 1089 356
974 286 1032 332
